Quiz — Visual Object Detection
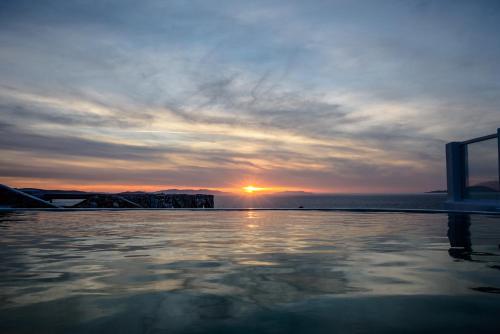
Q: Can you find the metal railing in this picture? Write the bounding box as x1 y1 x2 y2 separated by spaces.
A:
446 128 500 210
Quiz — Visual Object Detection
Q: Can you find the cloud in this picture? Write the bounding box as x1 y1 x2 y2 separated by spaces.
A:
0 0 499 192
0 123 172 161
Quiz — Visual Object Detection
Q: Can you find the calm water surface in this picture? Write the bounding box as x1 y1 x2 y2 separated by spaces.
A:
1 211 500 333
215 193 447 209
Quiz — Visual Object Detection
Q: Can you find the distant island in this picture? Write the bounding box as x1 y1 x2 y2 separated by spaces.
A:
155 189 228 195
117 189 228 196
267 191 315 196
425 190 447 193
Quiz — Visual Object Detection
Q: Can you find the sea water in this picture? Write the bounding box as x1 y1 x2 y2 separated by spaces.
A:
215 193 447 209
0 210 499 333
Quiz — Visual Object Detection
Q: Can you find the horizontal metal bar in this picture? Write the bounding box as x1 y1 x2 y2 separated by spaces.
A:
460 133 498 145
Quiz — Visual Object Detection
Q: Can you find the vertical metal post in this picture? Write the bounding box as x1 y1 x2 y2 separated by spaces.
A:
497 128 500 200
446 142 464 202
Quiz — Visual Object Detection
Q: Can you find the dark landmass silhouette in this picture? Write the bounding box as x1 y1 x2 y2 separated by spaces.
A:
1 184 214 208
467 180 499 192
154 189 229 195
266 191 315 196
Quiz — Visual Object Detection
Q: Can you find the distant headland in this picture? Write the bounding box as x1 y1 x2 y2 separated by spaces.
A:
425 190 447 194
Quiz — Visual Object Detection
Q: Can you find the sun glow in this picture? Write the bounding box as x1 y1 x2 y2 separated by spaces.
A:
243 185 266 193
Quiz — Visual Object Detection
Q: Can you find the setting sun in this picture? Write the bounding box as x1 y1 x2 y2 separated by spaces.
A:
243 185 266 193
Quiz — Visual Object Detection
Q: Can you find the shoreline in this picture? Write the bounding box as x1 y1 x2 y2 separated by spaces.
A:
1 207 499 215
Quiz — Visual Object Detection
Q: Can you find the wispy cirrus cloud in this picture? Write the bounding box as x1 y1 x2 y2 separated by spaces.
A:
0 0 498 192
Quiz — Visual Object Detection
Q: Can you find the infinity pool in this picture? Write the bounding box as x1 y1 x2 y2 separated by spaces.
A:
1 211 499 333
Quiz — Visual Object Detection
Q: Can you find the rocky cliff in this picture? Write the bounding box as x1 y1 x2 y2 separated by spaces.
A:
121 193 214 208
0 184 215 209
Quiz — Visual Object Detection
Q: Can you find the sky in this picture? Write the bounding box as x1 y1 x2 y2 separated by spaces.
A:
0 0 499 193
